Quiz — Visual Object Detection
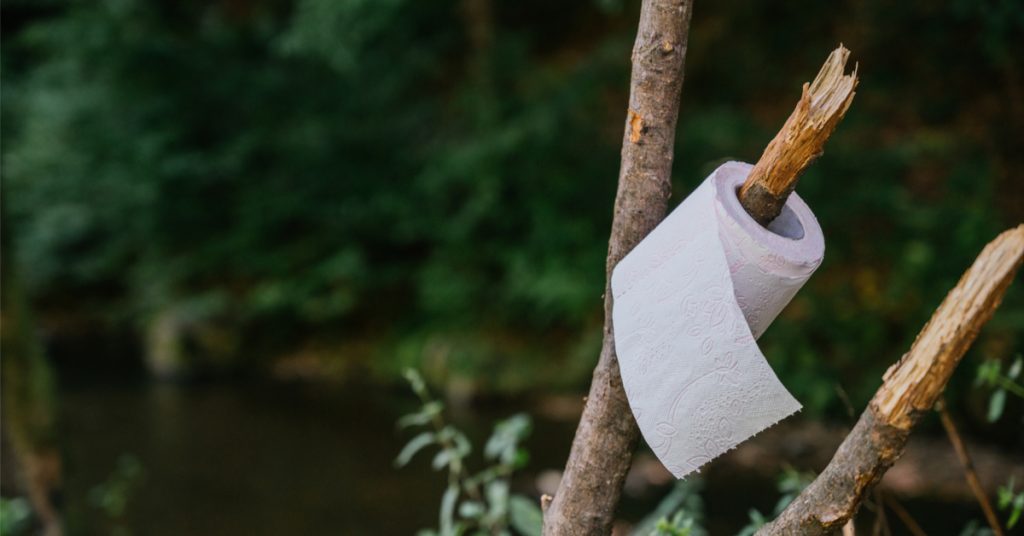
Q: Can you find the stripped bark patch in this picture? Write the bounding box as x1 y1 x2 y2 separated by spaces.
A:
628 109 644 143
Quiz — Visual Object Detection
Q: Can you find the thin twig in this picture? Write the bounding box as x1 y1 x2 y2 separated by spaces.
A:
835 383 857 422
884 494 928 536
872 488 891 536
935 398 1005 536
995 376 1024 398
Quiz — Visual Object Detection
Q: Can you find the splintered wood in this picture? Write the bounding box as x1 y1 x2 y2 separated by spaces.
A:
760 225 1024 535
873 225 1024 428
739 46 859 226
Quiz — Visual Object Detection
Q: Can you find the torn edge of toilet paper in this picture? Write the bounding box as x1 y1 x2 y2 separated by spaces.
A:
611 161 822 479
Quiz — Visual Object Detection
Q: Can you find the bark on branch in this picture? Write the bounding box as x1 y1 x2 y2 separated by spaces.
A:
759 225 1024 535
542 1 694 534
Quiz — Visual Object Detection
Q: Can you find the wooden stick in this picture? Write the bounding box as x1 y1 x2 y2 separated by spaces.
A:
759 225 1024 535
739 46 858 226
936 398 1005 536
542 1 694 534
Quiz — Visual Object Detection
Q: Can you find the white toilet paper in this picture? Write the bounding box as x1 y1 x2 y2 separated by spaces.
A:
611 161 824 478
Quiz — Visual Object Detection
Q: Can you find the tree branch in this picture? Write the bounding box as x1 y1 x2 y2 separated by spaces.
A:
542 1 694 533
739 46 858 226
759 225 1024 535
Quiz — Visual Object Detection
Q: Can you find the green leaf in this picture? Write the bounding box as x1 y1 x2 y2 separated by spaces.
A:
440 485 459 536
484 435 508 461
452 430 472 457
458 500 485 519
632 479 704 536
397 412 431 429
653 511 695 536
0 498 32 535
395 432 435 467
1009 506 1022 529
736 509 766 536
404 368 428 397
976 359 1001 386
437 425 457 442
987 389 1007 422
1009 493 1024 529
772 495 792 516
508 495 542 536
432 449 455 471
1008 356 1023 380
398 401 444 429
485 414 532 463
485 480 509 520
998 477 1015 507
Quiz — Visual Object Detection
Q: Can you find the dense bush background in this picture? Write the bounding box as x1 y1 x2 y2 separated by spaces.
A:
3 0 1022 416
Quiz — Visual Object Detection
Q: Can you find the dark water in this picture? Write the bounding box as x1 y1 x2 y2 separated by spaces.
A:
57 377 984 535
60 378 570 535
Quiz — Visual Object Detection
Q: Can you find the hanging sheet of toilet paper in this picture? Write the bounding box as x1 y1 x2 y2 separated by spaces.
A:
611 161 825 479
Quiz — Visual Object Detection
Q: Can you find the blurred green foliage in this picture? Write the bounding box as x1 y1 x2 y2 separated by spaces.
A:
633 480 705 536
2 0 1022 413
0 497 33 536
89 454 144 536
736 468 815 536
976 355 1024 422
997 477 1024 530
396 369 540 536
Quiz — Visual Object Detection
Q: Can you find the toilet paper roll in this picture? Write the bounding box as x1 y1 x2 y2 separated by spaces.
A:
611 161 824 478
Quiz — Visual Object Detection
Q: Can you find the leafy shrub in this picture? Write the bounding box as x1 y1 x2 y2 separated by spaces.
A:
396 369 542 536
